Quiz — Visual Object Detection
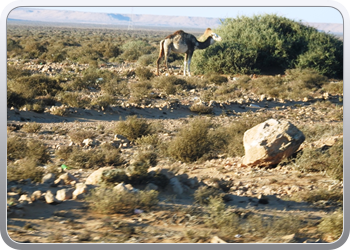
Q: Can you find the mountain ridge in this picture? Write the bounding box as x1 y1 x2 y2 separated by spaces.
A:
8 8 343 34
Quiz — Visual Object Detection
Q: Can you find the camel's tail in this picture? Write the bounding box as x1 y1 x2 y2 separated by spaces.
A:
156 40 165 76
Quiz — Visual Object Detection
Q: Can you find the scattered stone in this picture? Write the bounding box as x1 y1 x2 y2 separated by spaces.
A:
42 173 56 184
85 167 112 185
31 190 43 201
54 172 77 185
45 190 60 204
56 188 74 201
73 183 88 200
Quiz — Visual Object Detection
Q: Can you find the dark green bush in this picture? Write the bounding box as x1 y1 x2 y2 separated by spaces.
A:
192 14 343 78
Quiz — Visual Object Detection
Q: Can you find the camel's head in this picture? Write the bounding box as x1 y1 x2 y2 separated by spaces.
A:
210 33 222 42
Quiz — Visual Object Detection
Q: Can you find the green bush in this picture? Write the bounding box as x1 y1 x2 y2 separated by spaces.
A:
194 186 222 205
192 14 343 78
56 145 123 169
100 169 128 186
119 40 154 61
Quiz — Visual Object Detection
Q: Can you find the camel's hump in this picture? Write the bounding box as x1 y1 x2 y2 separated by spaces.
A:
165 30 185 39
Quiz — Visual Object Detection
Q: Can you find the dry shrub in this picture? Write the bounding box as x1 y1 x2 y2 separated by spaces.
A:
318 209 343 240
294 139 343 180
56 145 123 169
7 157 44 182
21 122 42 133
190 103 213 114
167 117 212 162
68 130 97 144
114 115 153 142
87 187 159 214
194 186 222 205
7 136 50 164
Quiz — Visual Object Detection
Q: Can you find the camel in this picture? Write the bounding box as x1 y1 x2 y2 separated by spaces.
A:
156 28 222 76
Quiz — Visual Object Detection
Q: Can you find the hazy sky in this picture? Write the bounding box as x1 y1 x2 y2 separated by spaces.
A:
32 6 344 24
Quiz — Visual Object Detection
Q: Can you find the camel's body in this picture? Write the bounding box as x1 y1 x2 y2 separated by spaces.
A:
156 28 222 76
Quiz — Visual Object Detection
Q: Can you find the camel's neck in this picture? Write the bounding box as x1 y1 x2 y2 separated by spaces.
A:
196 36 214 50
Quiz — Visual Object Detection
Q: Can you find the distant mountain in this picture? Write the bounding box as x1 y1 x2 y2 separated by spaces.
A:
8 8 343 35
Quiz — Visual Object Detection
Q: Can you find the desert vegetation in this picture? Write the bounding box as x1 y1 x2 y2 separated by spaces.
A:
6 14 343 244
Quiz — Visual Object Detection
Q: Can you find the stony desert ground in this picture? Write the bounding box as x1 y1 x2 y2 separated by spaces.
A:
6 59 343 244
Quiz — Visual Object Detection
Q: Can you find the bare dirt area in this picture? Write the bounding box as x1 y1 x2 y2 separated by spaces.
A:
6 60 343 244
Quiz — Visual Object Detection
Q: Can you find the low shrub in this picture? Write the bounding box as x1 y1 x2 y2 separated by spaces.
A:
7 136 50 164
194 186 222 205
135 67 154 80
135 134 160 147
7 74 61 100
100 169 128 186
87 187 159 214
205 73 228 85
167 117 212 162
152 75 188 95
7 157 44 183
318 209 343 240
68 130 97 144
21 122 42 133
114 115 153 142
294 139 343 180
56 145 123 169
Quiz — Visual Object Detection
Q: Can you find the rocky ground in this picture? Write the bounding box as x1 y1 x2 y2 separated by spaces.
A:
6 60 343 244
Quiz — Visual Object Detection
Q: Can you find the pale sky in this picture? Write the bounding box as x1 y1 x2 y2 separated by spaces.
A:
31 6 343 24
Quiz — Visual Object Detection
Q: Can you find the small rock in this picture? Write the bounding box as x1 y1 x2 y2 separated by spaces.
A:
73 183 88 200
42 173 56 184
56 188 74 201
85 167 112 185
210 236 227 243
31 190 43 201
45 190 60 204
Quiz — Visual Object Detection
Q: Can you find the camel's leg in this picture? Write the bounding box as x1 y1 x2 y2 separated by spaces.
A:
164 47 170 73
183 53 188 76
186 51 193 76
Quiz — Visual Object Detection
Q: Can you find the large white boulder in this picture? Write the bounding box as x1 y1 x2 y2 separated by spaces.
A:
242 119 305 167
